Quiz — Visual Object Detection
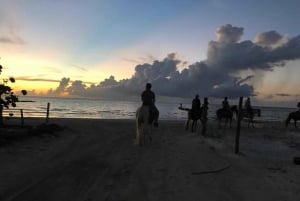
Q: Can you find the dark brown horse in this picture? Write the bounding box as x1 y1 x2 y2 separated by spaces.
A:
285 111 300 128
178 105 203 132
216 106 235 128
231 105 261 128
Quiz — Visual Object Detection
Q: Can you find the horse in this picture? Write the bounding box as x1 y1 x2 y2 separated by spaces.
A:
136 105 154 146
190 107 203 132
178 105 203 132
231 105 261 128
285 111 300 129
216 106 235 128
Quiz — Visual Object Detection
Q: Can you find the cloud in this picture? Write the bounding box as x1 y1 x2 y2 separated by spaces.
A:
254 31 287 49
48 77 70 95
0 2 25 45
0 36 25 44
215 24 244 44
71 65 88 72
275 93 291 97
45 24 300 99
16 76 61 83
67 80 86 96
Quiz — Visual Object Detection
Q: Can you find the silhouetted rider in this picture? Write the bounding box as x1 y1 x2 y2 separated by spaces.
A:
244 97 254 117
222 97 230 110
141 83 159 127
191 94 201 119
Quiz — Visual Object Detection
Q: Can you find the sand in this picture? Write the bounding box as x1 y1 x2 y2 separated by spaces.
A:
0 118 300 201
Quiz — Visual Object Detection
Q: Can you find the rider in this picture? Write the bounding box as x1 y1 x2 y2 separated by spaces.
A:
202 97 209 120
141 83 159 127
245 97 253 115
222 97 230 113
191 95 201 119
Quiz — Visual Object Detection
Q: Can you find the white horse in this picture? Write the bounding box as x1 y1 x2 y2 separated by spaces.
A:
136 105 153 146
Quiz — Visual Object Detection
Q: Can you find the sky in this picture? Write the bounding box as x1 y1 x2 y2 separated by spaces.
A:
1 0 300 107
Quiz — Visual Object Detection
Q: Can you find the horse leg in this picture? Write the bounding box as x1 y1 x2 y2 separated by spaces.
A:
294 120 298 129
143 123 151 145
193 120 197 132
247 119 254 128
247 117 251 128
186 119 190 130
224 118 228 128
229 118 232 128
136 118 142 146
191 120 195 132
249 117 255 128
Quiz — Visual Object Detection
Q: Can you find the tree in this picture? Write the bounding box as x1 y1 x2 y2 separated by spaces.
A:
0 64 27 126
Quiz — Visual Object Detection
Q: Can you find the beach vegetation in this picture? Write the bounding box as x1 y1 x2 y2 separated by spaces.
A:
0 63 27 126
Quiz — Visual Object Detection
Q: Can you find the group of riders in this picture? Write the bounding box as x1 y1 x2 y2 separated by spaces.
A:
191 95 209 120
140 82 252 126
220 96 253 117
141 82 300 126
190 95 253 120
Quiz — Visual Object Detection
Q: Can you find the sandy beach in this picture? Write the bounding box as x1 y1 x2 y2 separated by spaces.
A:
0 118 300 201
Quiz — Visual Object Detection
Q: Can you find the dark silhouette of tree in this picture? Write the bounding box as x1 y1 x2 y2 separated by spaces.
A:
0 64 27 126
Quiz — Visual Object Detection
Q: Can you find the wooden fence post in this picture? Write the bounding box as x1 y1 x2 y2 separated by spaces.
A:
46 102 50 123
201 97 208 136
235 97 243 154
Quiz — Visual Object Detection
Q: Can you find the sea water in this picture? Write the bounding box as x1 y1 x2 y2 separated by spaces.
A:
4 96 296 122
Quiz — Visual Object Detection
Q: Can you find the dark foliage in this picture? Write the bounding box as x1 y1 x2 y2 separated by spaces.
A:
0 63 27 125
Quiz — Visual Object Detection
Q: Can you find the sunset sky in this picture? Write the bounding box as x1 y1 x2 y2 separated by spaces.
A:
1 0 300 106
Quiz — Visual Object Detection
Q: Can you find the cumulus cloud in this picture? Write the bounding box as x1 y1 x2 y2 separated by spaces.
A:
46 24 300 99
254 31 287 49
215 24 244 44
48 77 70 95
67 80 86 96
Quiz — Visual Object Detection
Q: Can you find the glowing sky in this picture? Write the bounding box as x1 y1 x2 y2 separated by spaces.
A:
1 0 300 106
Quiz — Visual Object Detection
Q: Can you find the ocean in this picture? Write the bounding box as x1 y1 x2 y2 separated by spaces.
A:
3 96 297 122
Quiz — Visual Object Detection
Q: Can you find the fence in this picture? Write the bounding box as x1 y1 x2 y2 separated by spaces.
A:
2 103 50 127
